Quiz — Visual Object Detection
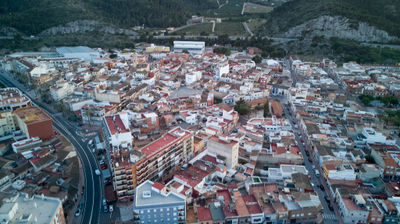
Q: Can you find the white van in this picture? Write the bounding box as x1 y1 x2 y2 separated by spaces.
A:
315 170 320 177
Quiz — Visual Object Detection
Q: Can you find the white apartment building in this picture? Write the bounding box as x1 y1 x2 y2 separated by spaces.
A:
0 193 65 224
50 81 75 101
207 136 239 169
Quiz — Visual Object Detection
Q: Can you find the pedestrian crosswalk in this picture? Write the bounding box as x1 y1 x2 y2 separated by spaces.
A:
322 213 337 220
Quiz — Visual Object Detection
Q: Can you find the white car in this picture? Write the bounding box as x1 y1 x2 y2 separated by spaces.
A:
109 205 114 212
95 169 101 176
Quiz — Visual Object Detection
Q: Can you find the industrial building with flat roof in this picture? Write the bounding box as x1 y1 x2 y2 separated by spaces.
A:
173 41 205 55
56 46 100 62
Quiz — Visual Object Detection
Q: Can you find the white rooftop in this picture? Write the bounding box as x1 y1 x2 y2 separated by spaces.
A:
0 193 61 224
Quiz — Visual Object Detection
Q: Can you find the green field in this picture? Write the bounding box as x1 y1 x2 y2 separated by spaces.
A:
244 3 273 14
175 23 213 35
247 18 267 32
214 22 247 36
212 0 246 17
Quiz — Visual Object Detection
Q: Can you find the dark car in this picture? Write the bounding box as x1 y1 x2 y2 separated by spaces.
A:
103 205 108 213
308 157 313 162
319 185 325 190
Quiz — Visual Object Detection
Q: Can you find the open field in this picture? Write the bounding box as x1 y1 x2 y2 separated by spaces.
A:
214 21 247 36
175 23 213 35
244 2 273 14
247 18 267 32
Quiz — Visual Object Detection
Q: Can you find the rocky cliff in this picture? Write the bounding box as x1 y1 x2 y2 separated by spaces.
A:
39 20 137 37
281 16 399 43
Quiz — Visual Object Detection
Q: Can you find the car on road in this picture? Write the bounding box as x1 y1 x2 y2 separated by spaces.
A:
319 185 325 190
103 198 107 206
315 170 320 177
95 169 101 176
75 209 81 217
103 205 108 213
109 204 114 212
308 157 313 162
101 164 108 170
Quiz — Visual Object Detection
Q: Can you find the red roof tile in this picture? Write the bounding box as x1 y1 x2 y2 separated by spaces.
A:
197 206 212 221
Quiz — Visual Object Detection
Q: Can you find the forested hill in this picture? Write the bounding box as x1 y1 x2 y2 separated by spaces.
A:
0 0 217 35
261 0 400 37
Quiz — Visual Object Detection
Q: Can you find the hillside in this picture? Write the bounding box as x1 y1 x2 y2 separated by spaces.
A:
260 0 400 41
0 0 217 35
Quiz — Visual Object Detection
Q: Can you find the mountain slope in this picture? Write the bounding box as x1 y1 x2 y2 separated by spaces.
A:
260 0 400 39
0 0 217 35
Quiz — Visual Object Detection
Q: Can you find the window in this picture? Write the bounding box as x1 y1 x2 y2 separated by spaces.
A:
167 208 170 211
292 215 296 218
154 209 157 212
174 207 177 211
174 218 177 221
140 210 144 214
174 212 177 216
371 218 375 221
301 213 304 217
308 213 311 216
160 208 163 212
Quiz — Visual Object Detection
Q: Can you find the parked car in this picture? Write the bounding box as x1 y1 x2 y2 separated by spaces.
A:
103 198 107 206
109 205 114 212
75 209 81 217
95 169 101 176
103 205 108 213
319 185 325 190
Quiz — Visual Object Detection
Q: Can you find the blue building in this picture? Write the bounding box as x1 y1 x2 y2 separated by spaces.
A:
133 180 186 224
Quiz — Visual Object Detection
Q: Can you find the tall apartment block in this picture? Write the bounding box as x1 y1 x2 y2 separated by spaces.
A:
103 114 194 200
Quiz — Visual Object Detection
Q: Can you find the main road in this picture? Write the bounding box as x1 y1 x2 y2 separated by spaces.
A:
0 71 102 224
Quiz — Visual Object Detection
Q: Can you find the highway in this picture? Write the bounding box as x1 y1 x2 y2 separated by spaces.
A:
0 71 102 224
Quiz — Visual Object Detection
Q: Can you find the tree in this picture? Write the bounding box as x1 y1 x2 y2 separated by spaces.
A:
359 94 374 105
55 103 68 113
182 49 189 54
234 99 250 115
252 55 262 64
263 101 270 118
213 47 231 56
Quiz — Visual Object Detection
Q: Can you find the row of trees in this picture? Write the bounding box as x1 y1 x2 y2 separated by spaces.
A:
359 94 399 106
382 110 400 127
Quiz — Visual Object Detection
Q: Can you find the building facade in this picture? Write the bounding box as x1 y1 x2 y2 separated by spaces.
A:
13 106 54 140
133 180 186 224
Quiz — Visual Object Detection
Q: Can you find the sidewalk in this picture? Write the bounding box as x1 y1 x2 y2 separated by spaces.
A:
66 154 85 224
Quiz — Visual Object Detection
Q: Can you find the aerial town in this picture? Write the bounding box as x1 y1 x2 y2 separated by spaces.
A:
0 41 399 224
